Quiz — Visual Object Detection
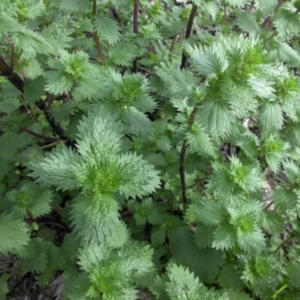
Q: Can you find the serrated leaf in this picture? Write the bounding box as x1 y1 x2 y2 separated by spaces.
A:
0 132 20 160
0 97 19 114
59 0 91 12
275 41 300 66
225 0 248 7
28 146 81 191
24 76 45 103
169 227 224 281
0 213 29 255
94 14 121 45
198 100 233 138
187 122 217 157
286 262 300 288
187 44 228 76
247 76 275 99
108 42 139 66
274 9 300 39
226 288 253 300
107 222 129 248
155 64 197 98
259 102 283 133
151 227 166 247
219 266 245 291
122 106 153 136
236 13 261 33
194 223 214 249
257 0 276 14
189 201 224 226
202 1 219 21
213 223 237 251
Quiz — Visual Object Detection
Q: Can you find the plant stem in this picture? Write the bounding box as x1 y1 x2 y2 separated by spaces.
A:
263 0 286 28
6 35 14 69
169 35 178 53
132 0 139 73
179 107 199 204
180 4 197 69
92 0 106 66
0 56 24 92
19 126 60 143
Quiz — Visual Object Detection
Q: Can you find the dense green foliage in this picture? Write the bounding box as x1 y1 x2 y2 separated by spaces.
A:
2 0 300 299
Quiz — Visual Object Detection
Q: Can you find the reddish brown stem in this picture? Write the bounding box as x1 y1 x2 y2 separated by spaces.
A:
132 0 139 73
180 4 198 70
92 0 106 66
179 107 199 204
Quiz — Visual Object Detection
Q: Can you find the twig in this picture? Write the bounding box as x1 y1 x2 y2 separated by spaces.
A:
180 4 198 70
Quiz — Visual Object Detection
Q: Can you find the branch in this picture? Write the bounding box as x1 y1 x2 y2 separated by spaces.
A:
180 4 198 70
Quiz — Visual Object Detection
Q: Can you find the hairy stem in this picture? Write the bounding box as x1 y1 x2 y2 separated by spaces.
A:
180 4 198 69
92 0 106 66
179 107 199 204
132 0 139 73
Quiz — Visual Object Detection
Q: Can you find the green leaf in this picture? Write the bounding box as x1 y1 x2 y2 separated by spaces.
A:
225 288 253 300
0 132 20 161
194 223 214 249
259 102 283 134
164 263 207 300
94 13 121 45
186 201 225 226
225 0 248 7
24 76 46 103
257 0 276 14
286 262 300 288
169 227 224 281
6 180 53 218
28 146 81 191
187 122 217 157
186 43 228 76
236 13 261 33
198 99 233 138
59 0 91 12
274 41 300 66
122 106 153 136
247 76 275 99
218 266 245 291
0 213 29 255
155 64 197 98
107 222 129 248
108 42 139 66
274 9 300 39
202 1 219 21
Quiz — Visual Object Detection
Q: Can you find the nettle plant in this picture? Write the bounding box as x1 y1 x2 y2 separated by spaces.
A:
2 0 300 299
